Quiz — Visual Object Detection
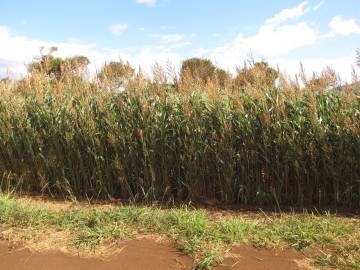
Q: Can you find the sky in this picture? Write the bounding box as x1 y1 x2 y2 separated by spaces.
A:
0 0 359 80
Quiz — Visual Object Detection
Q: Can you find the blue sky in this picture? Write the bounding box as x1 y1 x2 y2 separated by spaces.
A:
0 0 359 79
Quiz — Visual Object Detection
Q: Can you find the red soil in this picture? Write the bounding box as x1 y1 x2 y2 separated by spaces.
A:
0 240 310 270
215 245 309 270
0 239 192 270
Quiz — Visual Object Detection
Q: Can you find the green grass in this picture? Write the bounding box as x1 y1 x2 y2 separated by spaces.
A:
0 194 359 269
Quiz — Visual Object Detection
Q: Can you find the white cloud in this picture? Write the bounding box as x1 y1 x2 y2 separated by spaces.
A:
110 24 128 36
170 41 192 49
0 26 105 76
265 1 309 26
136 0 156 7
153 34 185 43
272 56 355 82
0 25 181 78
326 16 360 37
206 3 355 81
312 1 324 11
209 3 317 72
151 34 192 49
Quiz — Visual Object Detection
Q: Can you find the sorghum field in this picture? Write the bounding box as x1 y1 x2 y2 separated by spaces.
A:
0 56 360 269
1 58 360 208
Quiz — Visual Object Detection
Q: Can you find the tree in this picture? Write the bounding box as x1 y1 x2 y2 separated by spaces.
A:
63 56 90 76
234 61 278 89
215 68 231 87
0 77 10 84
28 55 62 80
28 47 90 80
98 61 134 89
180 58 229 86
181 58 216 83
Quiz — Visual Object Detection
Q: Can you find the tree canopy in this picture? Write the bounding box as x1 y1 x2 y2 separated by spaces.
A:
235 61 278 89
98 61 134 89
180 58 229 86
27 47 90 80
